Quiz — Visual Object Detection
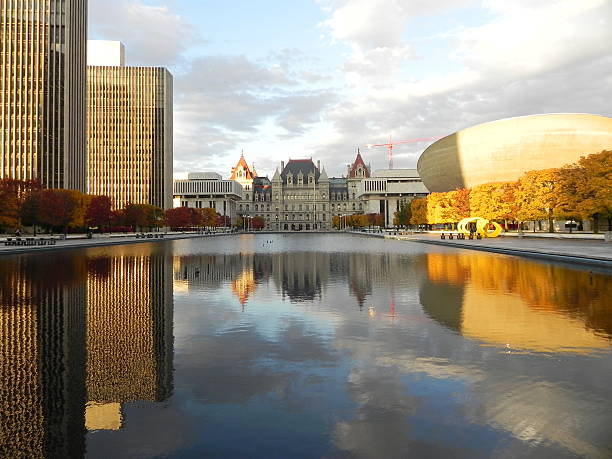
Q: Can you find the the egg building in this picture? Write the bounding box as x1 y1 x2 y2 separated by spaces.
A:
417 113 612 193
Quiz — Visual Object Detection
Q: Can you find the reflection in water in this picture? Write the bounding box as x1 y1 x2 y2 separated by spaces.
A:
0 245 173 456
0 254 87 458
86 247 173 430
422 252 612 353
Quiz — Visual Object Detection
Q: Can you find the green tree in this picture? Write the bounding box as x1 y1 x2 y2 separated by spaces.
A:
394 202 412 227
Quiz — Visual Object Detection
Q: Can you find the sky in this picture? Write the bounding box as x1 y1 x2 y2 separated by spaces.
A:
88 0 612 179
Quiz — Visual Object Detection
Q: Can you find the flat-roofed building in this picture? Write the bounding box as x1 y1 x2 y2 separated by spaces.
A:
87 41 173 209
1 0 87 191
358 169 430 226
87 40 125 67
173 173 243 224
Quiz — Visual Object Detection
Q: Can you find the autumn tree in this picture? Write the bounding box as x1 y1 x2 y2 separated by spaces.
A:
86 195 113 229
516 168 560 232
469 182 517 229
251 216 265 230
20 190 43 235
426 193 446 225
410 198 428 226
573 150 612 232
217 214 231 227
553 166 583 232
445 189 471 225
38 189 79 234
199 207 218 228
123 204 162 231
164 207 192 229
0 178 41 230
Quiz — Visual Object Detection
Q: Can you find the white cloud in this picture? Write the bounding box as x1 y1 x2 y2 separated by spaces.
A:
89 0 612 178
89 0 198 66
311 0 612 174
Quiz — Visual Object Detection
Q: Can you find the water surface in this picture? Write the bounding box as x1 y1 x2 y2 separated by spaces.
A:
1 234 611 458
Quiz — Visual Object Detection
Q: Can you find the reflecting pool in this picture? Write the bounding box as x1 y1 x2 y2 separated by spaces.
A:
1 234 611 458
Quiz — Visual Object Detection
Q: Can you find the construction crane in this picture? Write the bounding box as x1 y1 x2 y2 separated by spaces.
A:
366 136 442 169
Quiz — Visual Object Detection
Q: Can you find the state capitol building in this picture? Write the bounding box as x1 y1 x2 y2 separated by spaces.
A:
173 152 429 230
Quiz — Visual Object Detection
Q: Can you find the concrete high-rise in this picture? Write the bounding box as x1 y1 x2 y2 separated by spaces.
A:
87 41 173 209
0 1 88 191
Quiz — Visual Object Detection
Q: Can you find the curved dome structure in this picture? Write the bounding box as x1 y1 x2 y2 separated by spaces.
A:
417 113 612 192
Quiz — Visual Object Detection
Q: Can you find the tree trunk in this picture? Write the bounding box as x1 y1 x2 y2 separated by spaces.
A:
593 214 600 233
548 211 554 233
608 217 611 231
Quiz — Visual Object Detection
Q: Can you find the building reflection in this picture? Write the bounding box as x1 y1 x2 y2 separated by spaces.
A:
86 245 174 431
420 253 612 352
0 245 174 455
0 255 87 458
173 250 415 311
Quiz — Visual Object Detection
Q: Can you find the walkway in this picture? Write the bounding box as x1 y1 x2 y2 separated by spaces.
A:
0 232 233 256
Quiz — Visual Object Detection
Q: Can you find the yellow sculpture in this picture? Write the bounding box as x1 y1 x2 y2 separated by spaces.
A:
457 217 503 238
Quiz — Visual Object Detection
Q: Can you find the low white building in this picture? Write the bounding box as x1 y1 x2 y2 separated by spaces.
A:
357 169 430 226
173 173 243 224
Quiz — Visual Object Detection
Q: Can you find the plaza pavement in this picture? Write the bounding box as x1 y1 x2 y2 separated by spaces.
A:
0 232 234 256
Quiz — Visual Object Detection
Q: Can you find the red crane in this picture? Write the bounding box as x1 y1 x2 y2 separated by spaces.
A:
366 135 442 169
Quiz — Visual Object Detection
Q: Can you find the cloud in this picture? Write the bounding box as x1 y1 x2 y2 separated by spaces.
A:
90 0 612 178
311 0 612 174
173 55 338 175
89 0 198 66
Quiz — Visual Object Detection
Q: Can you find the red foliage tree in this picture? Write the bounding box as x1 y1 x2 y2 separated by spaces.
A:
38 189 79 233
0 178 41 230
123 203 161 230
164 207 192 229
86 195 112 229
217 214 231 227
20 190 43 235
251 216 265 230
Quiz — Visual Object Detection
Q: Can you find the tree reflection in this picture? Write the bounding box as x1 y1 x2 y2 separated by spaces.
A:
421 253 612 352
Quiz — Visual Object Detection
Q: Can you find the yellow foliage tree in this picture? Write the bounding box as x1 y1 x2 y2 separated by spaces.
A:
516 168 560 232
410 198 428 226
444 189 470 225
574 150 612 232
469 182 517 228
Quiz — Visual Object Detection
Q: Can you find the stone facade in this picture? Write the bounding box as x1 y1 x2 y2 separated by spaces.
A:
172 152 430 230
234 152 429 230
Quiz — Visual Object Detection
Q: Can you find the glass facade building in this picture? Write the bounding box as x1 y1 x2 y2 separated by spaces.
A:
0 0 88 191
87 66 173 209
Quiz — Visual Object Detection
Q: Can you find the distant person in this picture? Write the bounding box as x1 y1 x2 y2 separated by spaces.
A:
15 229 21 237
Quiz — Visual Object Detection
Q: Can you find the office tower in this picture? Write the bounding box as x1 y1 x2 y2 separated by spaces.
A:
87 41 173 209
0 1 88 191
